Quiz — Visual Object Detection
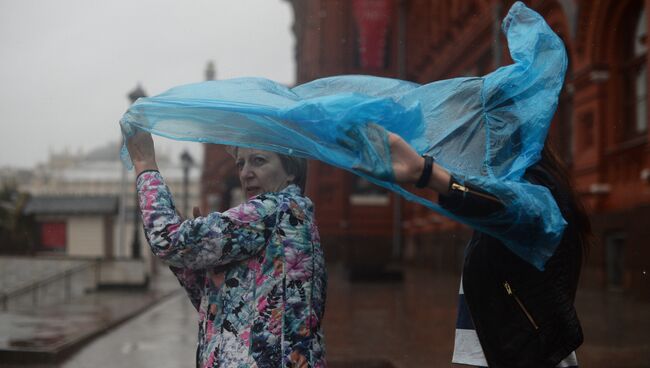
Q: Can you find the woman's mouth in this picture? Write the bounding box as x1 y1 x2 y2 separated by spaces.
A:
246 186 260 196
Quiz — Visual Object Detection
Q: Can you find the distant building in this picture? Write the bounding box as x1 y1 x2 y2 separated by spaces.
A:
0 167 33 189
23 196 118 257
287 0 650 296
20 141 201 262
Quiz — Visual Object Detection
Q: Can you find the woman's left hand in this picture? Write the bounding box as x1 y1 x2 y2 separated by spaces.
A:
387 132 424 183
387 132 451 194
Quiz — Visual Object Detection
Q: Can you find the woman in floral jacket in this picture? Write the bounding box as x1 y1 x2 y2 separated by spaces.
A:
126 130 327 368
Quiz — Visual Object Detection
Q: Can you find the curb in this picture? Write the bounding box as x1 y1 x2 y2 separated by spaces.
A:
0 288 180 365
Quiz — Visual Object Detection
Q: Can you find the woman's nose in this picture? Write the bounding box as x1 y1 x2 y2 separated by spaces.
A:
240 164 254 178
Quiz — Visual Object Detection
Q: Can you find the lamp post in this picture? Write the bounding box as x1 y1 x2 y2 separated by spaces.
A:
180 150 195 217
128 84 147 259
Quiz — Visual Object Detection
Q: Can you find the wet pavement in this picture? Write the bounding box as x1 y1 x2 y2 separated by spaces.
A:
2 263 649 367
324 265 459 368
575 287 650 367
324 265 650 367
0 271 180 366
61 293 197 368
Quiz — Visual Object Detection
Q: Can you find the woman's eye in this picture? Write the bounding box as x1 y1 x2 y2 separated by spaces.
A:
236 161 244 170
253 157 265 165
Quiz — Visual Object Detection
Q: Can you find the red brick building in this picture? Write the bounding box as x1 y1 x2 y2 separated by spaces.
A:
202 0 650 295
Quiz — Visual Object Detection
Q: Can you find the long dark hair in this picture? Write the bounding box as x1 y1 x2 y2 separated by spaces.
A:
537 140 593 258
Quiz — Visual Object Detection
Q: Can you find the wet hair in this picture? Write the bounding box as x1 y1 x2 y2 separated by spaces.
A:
230 147 308 193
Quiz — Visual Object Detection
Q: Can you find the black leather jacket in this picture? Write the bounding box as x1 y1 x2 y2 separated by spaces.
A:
440 164 583 368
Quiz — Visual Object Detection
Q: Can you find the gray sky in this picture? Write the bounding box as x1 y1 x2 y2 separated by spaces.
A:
0 0 295 168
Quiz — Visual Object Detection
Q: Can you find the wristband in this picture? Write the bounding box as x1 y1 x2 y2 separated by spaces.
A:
415 155 434 188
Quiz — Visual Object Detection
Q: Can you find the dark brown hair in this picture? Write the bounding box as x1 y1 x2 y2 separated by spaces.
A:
277 153 308 194
538 140 593 258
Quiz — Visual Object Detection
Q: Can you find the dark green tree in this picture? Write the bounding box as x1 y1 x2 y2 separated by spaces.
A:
0 180 34 254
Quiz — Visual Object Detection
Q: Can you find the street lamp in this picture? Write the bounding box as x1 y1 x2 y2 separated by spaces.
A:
128 84 147 259
180 150 195 217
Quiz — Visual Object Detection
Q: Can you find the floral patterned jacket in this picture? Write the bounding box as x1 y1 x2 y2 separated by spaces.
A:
137 171 327 368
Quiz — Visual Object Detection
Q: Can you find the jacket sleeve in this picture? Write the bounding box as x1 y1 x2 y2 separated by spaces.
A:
168 266 205 311
136 170 279 270
439 165 569 271
439 176 505 218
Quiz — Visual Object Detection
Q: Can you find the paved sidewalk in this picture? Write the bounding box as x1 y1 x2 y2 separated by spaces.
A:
0 271 181 366
60 292 197 368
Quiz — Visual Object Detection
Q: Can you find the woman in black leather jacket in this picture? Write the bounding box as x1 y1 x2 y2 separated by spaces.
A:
387 132 592 368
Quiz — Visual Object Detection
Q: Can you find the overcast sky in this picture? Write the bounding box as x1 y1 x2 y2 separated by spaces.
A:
0 0 295 168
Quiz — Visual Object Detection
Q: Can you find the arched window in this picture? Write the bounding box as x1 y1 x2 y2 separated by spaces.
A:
623 5 647 138
552 33 573 164
633 9 647 134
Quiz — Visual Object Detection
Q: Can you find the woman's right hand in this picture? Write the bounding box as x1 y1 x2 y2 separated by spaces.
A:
125 128 159 175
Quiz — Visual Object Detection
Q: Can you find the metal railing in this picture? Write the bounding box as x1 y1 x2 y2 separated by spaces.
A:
0 259 100 312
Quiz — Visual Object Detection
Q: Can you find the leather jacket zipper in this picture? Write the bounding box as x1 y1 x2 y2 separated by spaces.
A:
450 182 501 203
503 281 539 330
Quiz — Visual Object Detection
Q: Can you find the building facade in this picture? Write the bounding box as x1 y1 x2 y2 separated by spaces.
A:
20 142 201 261
23 196 118 258
285 0 650 296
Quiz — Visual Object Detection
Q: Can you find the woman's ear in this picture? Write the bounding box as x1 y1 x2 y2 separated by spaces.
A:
287 174 296 184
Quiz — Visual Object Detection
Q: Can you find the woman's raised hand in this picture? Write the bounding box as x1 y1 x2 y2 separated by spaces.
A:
387 132 424 183
125 128 159 175
387 132 451 194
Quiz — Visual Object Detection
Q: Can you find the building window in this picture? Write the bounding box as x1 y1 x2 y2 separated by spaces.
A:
40 222 66 251
579 111 594 150
634 8 647 134
555 35 573 164
623 5 647 138
352 0 393 70
634 63 647 135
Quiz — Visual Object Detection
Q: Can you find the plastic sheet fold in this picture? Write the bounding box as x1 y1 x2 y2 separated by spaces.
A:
120 2 568 270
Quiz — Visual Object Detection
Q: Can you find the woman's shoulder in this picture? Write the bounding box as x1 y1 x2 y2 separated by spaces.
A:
281 185 313 210
237 185 313 215
274 185 315 218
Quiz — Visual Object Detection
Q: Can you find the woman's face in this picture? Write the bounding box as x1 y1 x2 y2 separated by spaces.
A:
236 148 294 198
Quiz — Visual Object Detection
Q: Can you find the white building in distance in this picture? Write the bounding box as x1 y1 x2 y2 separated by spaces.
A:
21 141 201 262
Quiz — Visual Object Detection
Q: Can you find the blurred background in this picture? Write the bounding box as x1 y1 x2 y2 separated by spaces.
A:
1 0 649 367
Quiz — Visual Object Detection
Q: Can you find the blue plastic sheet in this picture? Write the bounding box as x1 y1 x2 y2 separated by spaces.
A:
120 2 567 270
